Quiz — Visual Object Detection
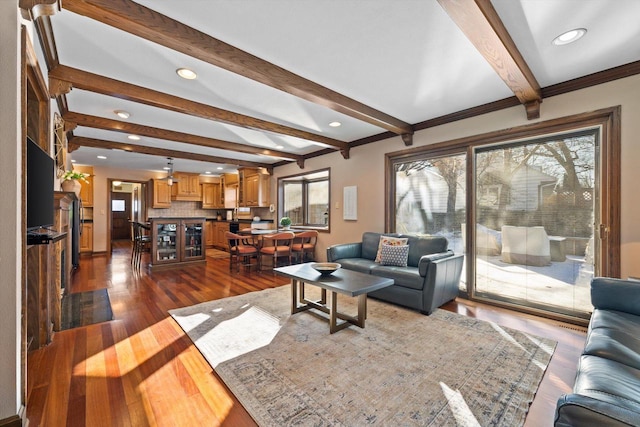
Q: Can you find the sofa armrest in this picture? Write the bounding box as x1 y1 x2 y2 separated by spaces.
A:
591 277 640 316
418 250 454 277
555 394 640 426
421 253 464 315
327 242 362 262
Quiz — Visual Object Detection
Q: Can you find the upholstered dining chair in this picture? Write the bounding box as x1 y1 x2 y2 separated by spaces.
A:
291 230 318 263
226 231 259 272
258 231 295 270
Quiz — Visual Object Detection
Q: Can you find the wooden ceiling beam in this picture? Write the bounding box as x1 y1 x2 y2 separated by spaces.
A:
62 111 304 165
437 0 542 119
50 64 348 157
68 136 274 172
61 0 413 138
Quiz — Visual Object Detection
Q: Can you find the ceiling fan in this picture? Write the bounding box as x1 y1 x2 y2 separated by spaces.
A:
161 157 179 186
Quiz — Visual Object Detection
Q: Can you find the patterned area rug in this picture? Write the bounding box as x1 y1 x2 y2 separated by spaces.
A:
170 286 556 426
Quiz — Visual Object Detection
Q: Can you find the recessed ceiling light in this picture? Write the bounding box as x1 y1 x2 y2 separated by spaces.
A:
114 110 130 119
275 145 284 149
97 155 107 159
217 167 224 170
329 121 342 127
128 135 141 140
204 171 212 175
552 28 587 46
163 166 171 170
71 159 76 163
176 67 197 80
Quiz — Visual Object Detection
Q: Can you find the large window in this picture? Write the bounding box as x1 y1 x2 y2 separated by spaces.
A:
387 108 620 322
279 169 330 230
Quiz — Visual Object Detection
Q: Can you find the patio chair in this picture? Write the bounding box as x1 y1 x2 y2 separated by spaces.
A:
501 225 550 266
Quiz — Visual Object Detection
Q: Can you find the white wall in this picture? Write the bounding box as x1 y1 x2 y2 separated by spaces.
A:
0 1 22 420
273 74 640 279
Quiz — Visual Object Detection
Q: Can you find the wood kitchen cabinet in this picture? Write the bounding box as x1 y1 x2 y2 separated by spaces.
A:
150 179 172 208
80 222 93 253
202 179 224 209
172 172 201 201
75 165 94 207
214 222 230 249
205 220 215 247
239 168 270 207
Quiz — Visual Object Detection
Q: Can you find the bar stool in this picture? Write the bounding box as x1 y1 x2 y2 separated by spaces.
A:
131 222 151 269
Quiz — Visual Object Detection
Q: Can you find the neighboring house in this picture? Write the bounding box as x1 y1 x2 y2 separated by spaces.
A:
477 165 557 212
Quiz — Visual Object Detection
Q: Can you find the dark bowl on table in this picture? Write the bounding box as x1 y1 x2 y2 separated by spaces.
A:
310 262 341 276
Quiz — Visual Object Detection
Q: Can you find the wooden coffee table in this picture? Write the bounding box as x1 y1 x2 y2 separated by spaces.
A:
273 263 394 333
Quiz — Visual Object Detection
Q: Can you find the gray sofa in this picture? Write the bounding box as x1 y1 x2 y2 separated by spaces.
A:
555 277 640 426
326 232 464 314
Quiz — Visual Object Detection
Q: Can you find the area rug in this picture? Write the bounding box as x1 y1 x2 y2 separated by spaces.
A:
61 289 113 330
169 286 556 426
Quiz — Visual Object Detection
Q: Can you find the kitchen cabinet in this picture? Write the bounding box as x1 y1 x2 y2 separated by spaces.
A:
239 168 271 207
224 173 239 186
75 165 94 207
202 180 224 209
150 179 171 208
172 172 201 201
150 218 206 269
215 222 230 249
80 222 93 253
205 220 215 247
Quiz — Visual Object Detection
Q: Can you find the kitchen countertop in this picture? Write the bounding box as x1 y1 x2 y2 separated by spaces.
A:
147 217 274 223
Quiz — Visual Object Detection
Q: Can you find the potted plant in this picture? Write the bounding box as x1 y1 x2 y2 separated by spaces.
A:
61 170 89 196
279 216 292 230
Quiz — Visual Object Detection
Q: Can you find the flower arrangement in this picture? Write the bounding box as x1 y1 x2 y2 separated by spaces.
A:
62 170 89 183
279 216 292 227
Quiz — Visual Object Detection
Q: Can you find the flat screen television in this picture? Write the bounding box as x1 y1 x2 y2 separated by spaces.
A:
27 137 55 231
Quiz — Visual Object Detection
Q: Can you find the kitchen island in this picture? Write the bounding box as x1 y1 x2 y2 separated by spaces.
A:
149 218 206 269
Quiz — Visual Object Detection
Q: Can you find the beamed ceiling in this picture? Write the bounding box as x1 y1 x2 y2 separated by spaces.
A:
20 0 640 175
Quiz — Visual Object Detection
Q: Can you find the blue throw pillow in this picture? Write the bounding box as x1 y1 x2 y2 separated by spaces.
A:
380 243 409 267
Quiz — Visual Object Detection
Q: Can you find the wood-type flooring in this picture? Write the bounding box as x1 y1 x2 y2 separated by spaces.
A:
26 241 586 426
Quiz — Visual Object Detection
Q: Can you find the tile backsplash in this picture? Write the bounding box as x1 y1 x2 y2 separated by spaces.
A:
148 201 228 219
147 202 275 221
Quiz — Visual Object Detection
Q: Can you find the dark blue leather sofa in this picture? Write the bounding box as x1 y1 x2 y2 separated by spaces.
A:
555 277 640 426
326 232 464 315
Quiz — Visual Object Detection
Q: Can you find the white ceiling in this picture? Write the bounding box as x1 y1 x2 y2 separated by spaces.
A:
43 0 640 175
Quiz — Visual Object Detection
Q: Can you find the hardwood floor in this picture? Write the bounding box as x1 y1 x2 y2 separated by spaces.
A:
26 241 586 426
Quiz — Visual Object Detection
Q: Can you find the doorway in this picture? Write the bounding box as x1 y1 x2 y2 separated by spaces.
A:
111 191 131 240
107 179 148 254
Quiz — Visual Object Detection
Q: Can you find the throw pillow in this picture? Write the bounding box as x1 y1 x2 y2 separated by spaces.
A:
380 244 410 267
375 236 408 262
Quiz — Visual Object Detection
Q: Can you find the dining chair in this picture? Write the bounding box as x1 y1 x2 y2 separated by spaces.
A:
258 231 295 270
226 231 259 272
291 230 318 263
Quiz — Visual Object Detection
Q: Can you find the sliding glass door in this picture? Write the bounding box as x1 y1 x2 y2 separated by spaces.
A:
393 153 467 291
387 108 620 321
473 131 597 318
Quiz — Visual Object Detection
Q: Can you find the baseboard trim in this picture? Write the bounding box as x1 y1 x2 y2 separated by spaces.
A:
0 414 22 427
